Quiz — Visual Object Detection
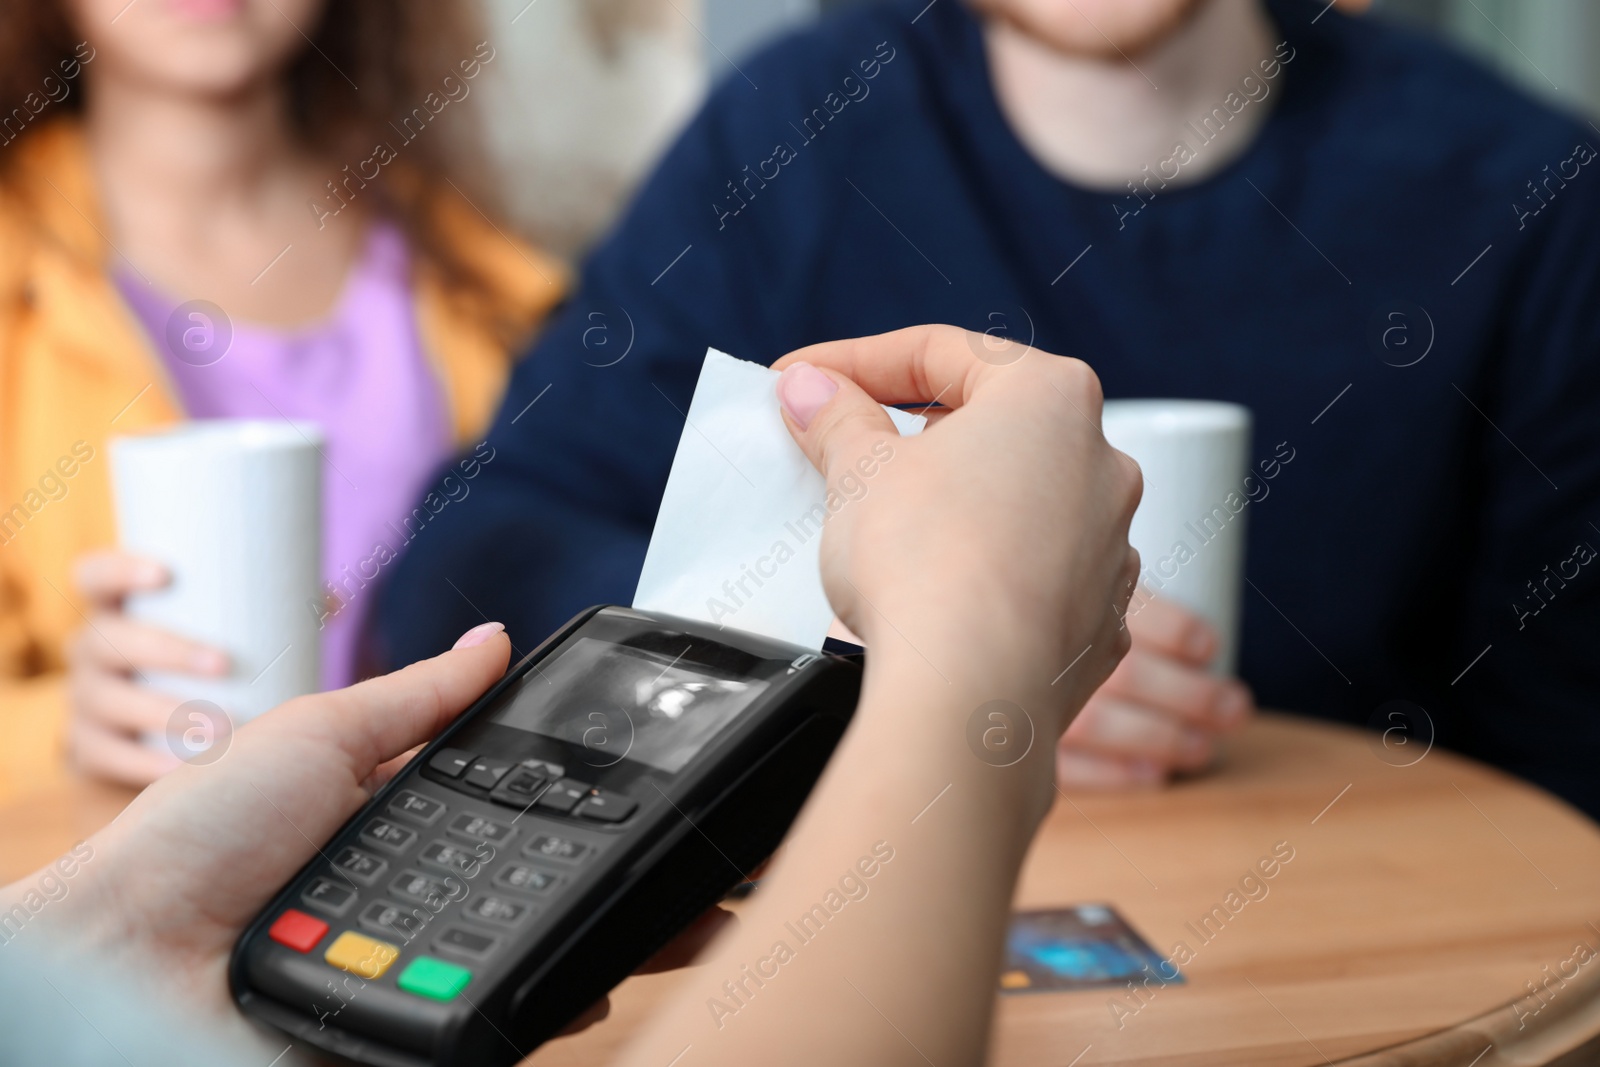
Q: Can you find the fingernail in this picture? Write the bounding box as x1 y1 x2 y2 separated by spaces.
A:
135 561 167 586
1128 758 1164 784
191 649 228 675
1187 623 1218 661
776 362 838 431
454 621 505 649
1215 687 1250 727
1180 729 1210 762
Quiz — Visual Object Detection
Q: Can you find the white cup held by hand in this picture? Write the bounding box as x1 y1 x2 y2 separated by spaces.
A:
110 420 323 757
1102 400 1251 675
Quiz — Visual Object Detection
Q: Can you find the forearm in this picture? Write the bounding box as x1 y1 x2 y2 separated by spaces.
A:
0 939 276 1067
2 790 340 1063
618 655 1057 1067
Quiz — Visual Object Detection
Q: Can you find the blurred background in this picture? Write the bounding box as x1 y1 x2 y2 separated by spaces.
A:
486 0 1600 258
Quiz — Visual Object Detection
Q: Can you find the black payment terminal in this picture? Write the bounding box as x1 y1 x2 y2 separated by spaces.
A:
230 606 862 1066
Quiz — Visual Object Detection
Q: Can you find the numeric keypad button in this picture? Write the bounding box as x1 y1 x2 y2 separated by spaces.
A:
389 790 446 826
391 869 461 909
361 817 419 854
524 834 591 864
463 895 530 928
494 864 558 894
360 900 430 942
333 847 388 885
448 812 516 846
419 840 487 877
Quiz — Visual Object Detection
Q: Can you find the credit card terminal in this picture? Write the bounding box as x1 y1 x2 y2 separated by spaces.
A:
230 606 862 1066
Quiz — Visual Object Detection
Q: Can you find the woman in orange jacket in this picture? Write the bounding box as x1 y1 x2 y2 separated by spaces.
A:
0 0 565 793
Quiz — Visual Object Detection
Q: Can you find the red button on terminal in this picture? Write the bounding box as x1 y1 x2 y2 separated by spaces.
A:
269 908 330 953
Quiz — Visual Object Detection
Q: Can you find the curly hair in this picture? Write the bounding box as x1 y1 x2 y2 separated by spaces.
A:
0 0 531 343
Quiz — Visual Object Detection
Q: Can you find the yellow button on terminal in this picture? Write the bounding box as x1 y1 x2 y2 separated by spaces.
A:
324 930 400 979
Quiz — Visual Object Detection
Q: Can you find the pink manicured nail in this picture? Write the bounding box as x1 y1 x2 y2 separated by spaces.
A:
1187 623 1218 661
191 649 228 675
453 621 505 649
1128 759 1164 784
1214 686 1250 727
776 362 839 430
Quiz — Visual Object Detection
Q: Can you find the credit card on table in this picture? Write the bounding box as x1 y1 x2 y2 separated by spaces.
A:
999 904 1182 993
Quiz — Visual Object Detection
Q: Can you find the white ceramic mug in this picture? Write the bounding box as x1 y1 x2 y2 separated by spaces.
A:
110 420 323 756
1101 400 1252 675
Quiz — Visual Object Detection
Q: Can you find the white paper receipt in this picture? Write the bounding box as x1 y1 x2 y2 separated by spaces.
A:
633 349 925 649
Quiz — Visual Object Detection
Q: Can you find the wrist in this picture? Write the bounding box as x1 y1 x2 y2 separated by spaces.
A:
851 650 1062 845
851 591 1074 719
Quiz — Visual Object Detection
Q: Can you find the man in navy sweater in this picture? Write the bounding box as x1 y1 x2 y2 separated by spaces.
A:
379 0 1600 815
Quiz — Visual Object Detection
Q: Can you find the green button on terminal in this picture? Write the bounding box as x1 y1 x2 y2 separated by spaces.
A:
398 956 473 1001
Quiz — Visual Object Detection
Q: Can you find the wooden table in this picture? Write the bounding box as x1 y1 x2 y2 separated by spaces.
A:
4 713 1599 1066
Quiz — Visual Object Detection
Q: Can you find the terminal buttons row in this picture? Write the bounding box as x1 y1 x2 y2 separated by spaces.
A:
270 912 473 1001
426 749 639 824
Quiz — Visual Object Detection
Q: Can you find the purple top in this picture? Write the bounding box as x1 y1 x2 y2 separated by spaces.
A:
116 222 451 689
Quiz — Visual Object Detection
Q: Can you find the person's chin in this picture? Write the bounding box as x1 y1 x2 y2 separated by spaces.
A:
138 59 279 101
969 0 1205 61
113 34 286 95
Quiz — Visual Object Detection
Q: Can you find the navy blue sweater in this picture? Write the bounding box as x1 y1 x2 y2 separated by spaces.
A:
379 0 1600 816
